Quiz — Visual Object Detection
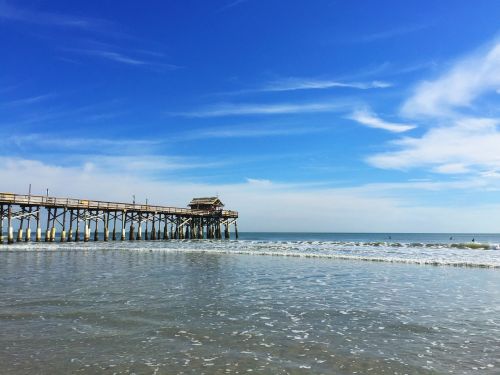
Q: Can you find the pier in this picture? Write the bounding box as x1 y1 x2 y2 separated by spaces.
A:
0 193 238 244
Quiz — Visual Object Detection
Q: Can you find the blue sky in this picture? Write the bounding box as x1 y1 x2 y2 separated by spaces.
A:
2 0 500 232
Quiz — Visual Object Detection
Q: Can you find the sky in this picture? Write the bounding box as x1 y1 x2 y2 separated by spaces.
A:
2 0 500 232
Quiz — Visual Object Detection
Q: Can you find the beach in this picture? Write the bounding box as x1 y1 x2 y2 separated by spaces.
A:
1 235 499 374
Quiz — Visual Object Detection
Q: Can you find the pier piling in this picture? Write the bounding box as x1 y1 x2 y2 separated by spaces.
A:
121 211 126 241
68 210 74 242
75 209 80 242
61 208 67 242
51 208 57 242
112 211 117 241
17 207 24 242
8 205 14 244
94 211 99 242
104 212 110 242
36 207 41 242
0 205 4 243
25 206 32 242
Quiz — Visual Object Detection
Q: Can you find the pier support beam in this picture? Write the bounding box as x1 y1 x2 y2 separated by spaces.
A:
36 207 41 242
94 210 99 241
50 208 57 242
104 212 109 241
45 208 51 242
17 207 24 242
75 210 80 242
137 214 142 241
198 219 203 239
129 212 135 241
121 211 126 241
151 214 157 240
61 208 67 242
112 211 117 241
68 210 74 242
144 213 149 240
84 213 90 242
157 215 161 240
25 207 32 242
7 205 14 244
0 205 4 244
163 215 169 240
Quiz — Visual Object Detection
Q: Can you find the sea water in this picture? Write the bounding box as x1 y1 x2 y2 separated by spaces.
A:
1 233 499 374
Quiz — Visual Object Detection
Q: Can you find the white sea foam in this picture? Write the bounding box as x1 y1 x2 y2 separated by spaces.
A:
3 239 500 268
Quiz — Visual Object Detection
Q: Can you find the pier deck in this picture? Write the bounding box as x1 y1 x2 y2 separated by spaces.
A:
0 192 238 244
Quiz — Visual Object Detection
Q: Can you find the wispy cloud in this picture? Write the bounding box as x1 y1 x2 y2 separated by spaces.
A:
0 2 178 70
368 40 500 176
2 94 55 107
351 24 429 43
214 78 392 96
262 78 392 92
175 101 348 118
349 109 416 133
7 134 160 151
82 50 149 65
84 155 227 174
0 0 108 31
402 41 500 117
0 101 127 129
63 47 180 69
217 0 250 12
180 125 326 140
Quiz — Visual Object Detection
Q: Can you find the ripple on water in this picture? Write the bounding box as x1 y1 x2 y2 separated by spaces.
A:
0 243 499 374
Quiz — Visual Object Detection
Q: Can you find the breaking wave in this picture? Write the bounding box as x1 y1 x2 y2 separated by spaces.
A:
3 239 500 268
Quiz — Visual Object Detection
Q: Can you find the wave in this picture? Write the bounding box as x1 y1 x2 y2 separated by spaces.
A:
2 239 500 268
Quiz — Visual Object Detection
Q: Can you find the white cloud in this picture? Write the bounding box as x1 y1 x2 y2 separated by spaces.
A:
8 134 159 150
180 125 326 139
64 48 180 69
368 117 500 172
402 42 500 117
176 101 347 118
3 156 500 232
369 40 500 176
350 109 416 133
262 78 392 92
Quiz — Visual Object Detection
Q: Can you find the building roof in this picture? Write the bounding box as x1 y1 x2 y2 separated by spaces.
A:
188 197 224 207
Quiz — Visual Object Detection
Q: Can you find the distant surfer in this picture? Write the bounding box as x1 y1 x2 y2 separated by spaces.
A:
472 238 475 243
449 236 453 240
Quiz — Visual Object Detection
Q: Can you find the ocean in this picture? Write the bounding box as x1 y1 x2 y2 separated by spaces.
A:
1 233 499 374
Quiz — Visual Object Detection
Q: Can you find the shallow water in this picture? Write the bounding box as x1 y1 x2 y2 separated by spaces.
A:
1 239 500 374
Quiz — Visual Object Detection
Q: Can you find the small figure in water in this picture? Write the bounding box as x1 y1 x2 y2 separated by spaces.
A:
388 235 392 240
449 236 453 240
472 238 475 243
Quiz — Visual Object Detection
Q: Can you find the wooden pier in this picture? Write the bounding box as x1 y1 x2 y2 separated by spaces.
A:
0 193 238 244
